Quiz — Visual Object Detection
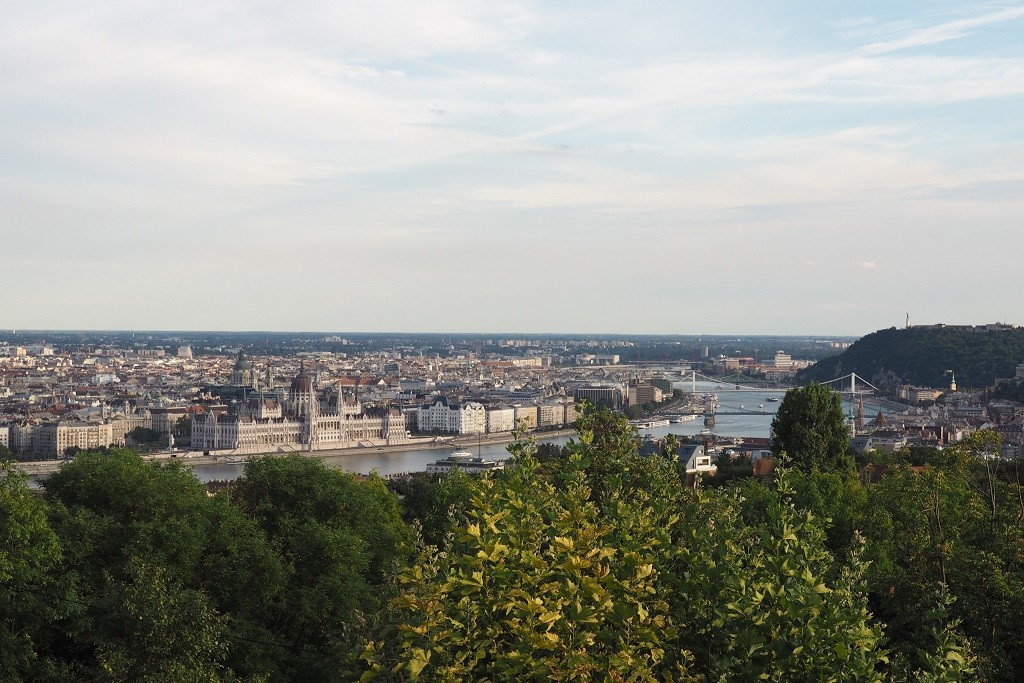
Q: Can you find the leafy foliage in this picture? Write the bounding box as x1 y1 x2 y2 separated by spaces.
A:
43 450 279 680
668 475 887 681
365 405 902 682
230 455 412 680
366 449 676 681
771 382 852 473
387 469 478 547
6 418 1022 681
859 433 1024 681
0 463 63 682
128 427 163 445
992 378 1024 403
91 558 231 683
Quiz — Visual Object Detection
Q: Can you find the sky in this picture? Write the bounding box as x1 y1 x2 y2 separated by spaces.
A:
2 1 1023 335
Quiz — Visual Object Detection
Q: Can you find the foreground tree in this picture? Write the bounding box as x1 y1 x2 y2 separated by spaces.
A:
667 474 888 681
388 470 478 548
364 446 676 681
363 406 944 682
231 455 412 681
861 432 1024 682
0 463 64 682
771 382 851 472
43 450 283 681
91 559 231 683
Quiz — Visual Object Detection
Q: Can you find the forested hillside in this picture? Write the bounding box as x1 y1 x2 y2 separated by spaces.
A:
798 326 1024 390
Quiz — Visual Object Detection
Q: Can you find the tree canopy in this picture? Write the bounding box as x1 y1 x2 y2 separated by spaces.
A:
363 408 968 682
771 382 852 472
6 410 1020 681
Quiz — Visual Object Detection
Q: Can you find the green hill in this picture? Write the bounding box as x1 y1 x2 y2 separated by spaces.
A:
798 326 1024 391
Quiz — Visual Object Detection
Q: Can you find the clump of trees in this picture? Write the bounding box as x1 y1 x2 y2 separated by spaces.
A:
127 426 163 447
5 405 1024 681
2 450 408 681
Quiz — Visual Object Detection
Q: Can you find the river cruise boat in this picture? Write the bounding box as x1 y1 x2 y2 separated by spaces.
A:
669 414 697 423
426 450 505 475
629 418 671 429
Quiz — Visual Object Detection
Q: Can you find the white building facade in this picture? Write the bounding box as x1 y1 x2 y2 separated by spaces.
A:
417 397 486 435
485 406 516 434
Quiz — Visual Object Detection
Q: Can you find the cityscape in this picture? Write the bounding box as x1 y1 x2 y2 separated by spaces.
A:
2 331 848 463
5 0 1024 680
5 325 1024 477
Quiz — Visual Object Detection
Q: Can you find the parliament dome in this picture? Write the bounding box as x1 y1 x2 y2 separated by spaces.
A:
290 364 313 393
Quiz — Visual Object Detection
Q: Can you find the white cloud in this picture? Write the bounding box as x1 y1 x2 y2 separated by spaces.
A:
1 2 1023 333
859 6 1024 56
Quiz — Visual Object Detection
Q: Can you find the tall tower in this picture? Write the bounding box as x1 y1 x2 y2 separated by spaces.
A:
290 362 316 419
290 362 319 450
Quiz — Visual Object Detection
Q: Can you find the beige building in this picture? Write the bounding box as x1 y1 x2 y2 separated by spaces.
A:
151 407 190 435
35 421 119 457
898 385 944 404
538 403 566 428
513 404 538 430
627 381 663 407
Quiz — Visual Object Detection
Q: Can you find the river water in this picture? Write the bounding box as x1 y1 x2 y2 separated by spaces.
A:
189 382 880 483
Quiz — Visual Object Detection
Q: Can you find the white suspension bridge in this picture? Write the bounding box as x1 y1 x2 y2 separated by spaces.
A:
676 371 909 415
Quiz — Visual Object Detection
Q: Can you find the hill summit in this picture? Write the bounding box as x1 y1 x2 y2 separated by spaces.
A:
797 324 1024 391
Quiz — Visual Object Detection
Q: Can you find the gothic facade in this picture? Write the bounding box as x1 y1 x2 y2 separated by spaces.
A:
192 364 409 454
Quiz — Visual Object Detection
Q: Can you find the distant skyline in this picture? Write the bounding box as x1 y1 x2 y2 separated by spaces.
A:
3 2 1022 335
0 329 859 339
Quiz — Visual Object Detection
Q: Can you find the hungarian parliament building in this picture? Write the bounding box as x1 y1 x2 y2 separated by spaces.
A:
191 355 409 454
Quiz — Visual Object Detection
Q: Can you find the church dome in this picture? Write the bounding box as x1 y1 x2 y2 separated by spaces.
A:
234 350 252 372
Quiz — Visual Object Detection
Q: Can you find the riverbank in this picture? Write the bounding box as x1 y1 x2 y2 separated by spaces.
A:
15 427 581 479
176 427 579 467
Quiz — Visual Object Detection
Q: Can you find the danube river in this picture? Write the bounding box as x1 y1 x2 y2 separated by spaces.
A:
189 381 891 483
189 381 789 483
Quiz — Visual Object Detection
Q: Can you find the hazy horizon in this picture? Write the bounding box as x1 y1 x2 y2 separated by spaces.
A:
0 327 865 339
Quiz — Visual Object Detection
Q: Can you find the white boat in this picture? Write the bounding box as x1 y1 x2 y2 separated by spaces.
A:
669 414 697 423
426 450 504 475
629 418 671 429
